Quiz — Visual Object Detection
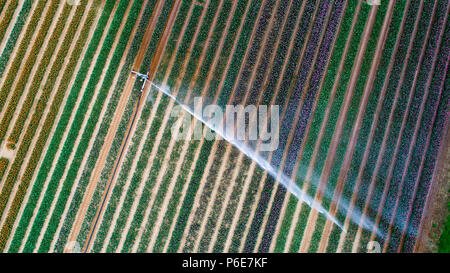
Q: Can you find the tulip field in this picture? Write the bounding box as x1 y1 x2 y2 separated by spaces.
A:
0 0 448 253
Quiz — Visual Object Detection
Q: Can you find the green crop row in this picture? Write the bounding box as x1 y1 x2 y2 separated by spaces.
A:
153 0 192 83
287 3 370 253
25 0 144 253
5 0 113 252
196 146 242 252
4 1 93 252
0 158 8 181
57 0 160 253
166 4 203 89
182 141 230 252
15 0 128 252
0 0 60 144
152 0 252 253
37 0 146 252
91 97 155 252
176 0 221 101
0 0 33 78
0 0 19 44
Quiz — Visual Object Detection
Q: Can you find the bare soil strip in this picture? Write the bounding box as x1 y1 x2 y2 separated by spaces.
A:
204 0 298 252
113 2 199 253
128 0 234 252
278 3 361 252
61 0 151 252
269 0 350 253
22 0 131 252
10 4 85 251
238 0 332 252
144 0 250 253
0 0 51 129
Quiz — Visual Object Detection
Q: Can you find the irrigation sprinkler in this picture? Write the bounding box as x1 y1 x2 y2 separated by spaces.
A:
131 70 150 94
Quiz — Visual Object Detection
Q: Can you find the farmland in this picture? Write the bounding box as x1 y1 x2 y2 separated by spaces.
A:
0 0 448 253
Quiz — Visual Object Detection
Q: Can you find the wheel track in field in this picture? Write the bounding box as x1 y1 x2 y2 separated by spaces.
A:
113 1 200 252
111 1 199 252
20 0 126 252
26 0 125 252
64 0 155 253
26 2 104 253
124 0 234 253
